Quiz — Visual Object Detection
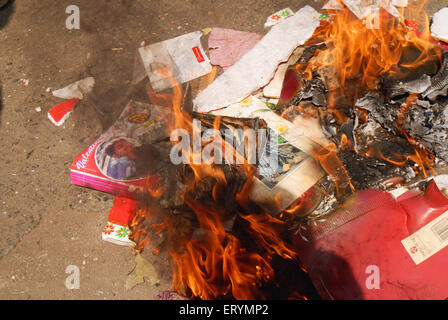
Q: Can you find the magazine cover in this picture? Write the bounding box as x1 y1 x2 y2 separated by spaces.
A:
70 100 169 198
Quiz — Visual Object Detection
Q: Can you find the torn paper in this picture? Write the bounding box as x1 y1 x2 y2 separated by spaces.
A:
340 0 401 20
264 8 295 28
263 47 304 99
102 223 134 246
392 0 408 7
323 0 344 10
211 96 325 215
52 77 95 100
47 98 79 126
209 28 261 70
431 8 448 42
211 96 328 153
137 31 212 92
102 196 137 246
193 5 320 113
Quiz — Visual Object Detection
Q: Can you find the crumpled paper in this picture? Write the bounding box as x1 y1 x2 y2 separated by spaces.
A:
431 7 448 42
126 255 159 291
323 0 406 30
211 96 325 215
208 28 261 70
102 196 138 246
193 5 320 113
52 77 95 100
47 98 79 126
211 96 328 153
341 0 401 20
137 31 212 92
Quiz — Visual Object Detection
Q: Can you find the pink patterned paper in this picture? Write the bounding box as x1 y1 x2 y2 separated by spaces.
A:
208 28 261 70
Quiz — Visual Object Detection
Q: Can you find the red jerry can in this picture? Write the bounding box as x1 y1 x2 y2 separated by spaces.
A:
292 179 448 299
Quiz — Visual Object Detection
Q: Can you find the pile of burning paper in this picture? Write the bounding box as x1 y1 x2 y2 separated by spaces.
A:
69 0 448 300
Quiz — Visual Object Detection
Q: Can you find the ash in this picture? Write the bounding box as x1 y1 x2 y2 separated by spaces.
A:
278 44 448 196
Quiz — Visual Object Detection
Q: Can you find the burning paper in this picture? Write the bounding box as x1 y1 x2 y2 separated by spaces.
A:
431 8 448 42
137 31 212 92
193 5 320 113
328 0 404 29
341 0 401 19
263 47 304 99
212 96 325 215
323 0 344 10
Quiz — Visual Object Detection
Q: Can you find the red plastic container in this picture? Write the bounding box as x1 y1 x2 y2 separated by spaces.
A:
292 180 448 299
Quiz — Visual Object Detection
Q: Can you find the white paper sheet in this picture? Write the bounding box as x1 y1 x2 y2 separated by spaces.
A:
137 31 212 92
431 8 448 42
341 0 401 19
264 8 295 28
193 5 320 113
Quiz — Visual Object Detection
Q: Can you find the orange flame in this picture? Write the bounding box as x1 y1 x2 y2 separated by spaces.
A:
130 65 303 300
308 2 441 90
394 94 436 178
297 2 440 188
169 191 299 300
313 141 355 198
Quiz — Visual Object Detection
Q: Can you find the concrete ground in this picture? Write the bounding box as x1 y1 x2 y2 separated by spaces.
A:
0 0 445 300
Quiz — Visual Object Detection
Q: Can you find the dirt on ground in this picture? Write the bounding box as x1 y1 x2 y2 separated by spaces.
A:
0 0 445 300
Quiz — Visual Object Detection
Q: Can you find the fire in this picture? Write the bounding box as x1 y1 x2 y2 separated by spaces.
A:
169 194 299 300
130 2 442 300
313 140 355 199
394 93 436 178
130 66 303 300
353 92 436 178
291 2 441 189
362 142 435 178
307 1 442 90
